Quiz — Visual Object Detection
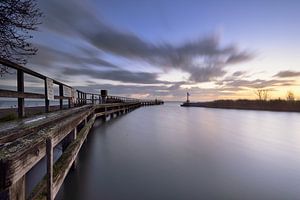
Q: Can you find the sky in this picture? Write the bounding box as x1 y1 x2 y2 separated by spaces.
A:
3 0 300 101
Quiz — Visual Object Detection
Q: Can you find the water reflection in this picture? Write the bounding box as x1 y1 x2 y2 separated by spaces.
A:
57 103 300 200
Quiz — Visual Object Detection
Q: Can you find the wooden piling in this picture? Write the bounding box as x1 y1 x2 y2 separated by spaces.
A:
46 137 53 200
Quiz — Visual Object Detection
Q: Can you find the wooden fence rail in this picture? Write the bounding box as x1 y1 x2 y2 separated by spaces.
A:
0 58 164 200
0 58 162 119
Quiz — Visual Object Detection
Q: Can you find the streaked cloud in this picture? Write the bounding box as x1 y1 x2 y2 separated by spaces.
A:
274 70 300 78
1 0 293 101
62 67 177 84
217 78 295 89
37 0 253 84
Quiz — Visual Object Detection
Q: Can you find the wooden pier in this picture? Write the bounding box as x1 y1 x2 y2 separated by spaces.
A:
0 58 163 200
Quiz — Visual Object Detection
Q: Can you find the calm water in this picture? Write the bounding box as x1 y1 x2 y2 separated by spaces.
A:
56 103 300 200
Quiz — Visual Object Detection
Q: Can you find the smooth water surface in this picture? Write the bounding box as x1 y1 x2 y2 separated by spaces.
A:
57 103 300 200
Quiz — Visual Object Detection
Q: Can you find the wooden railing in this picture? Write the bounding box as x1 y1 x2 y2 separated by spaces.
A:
0 58 162 118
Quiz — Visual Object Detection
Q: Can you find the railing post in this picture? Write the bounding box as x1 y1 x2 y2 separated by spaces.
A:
17 69 25 118
68 98 71 108
46 137 53 200
82 93 84 105
77 91 80 106
1 176 26 200
44 79 50 113
59 84 63 109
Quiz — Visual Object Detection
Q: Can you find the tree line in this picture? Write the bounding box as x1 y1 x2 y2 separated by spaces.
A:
254 89 296 101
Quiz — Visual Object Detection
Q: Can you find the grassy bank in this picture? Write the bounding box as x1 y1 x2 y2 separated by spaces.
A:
181 99 300 112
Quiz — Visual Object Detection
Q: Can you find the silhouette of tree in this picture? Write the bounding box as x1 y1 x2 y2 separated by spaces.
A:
254 89 270 101
286 91 295 101
0 0 42 76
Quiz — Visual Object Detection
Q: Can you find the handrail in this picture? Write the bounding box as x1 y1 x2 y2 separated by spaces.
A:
0 57 163 118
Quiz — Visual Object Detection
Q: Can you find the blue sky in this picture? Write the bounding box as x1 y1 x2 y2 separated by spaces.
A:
3 0 300 101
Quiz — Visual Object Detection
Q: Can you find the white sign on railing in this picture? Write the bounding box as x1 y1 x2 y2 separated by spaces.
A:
71 88 76 103
63 86 72 97
46 78 54 100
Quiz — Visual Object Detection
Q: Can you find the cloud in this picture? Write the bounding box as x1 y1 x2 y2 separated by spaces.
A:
37 0 254 83
225 51 254 65
232 71 247 77
187 65 226 82
273 70 300 78
29 44 118 69
218 78 295 89
62 67 179 84
73 83 180 97
73 82 241 100
77 30 252 83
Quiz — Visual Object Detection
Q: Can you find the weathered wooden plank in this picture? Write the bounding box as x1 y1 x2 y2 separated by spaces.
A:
0 89 45 99
0 108 94 189
0 172 25 200
52 116 95 197
28 115 96 200
0 102 145 199
46 138 53 200
0 106 93 144
0 58 45 80
0 58 70 91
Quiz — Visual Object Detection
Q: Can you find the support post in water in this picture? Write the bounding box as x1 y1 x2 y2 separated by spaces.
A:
46 137 53 200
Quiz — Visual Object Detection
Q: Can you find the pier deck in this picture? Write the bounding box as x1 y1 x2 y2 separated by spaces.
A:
0 58 163 200
0 101 162 200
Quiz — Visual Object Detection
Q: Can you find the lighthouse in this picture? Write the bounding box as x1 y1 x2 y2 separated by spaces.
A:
186 92 190 103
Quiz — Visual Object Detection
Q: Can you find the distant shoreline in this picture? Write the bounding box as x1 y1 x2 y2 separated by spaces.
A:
181 100 300 113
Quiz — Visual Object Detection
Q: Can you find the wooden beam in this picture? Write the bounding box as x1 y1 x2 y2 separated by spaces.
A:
0 107 95 190
0 58 71 91
0 106 92 144
0 89 45 99
59 84 63 110
0 58 45 80
28 116 96 199
17 69 25 118
46 138 53 200
44 79 50 113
